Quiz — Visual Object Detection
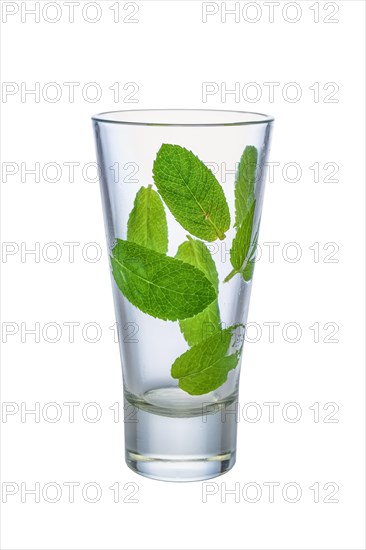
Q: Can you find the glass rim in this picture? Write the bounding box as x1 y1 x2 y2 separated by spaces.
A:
91 108 274 127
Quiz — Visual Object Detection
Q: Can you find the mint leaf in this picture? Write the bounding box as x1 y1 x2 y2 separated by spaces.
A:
224 145 259 282
111 240 216 321
242 228 259 281
175 237 219 288
224 201 256 282
175 236 220 346
171 326 240 395
235 146 257 227
153 144 230 241
127 185 168 254
242 258 255 281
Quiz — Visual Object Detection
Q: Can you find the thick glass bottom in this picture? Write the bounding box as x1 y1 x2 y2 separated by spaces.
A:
126 450 235 482
124 390 238 482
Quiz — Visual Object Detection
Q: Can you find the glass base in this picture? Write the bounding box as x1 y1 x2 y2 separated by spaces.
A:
124 395 238 482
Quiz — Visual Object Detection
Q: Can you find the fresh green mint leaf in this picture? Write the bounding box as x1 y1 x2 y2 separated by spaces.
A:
224 201 256 282
175 236 218 288
224 145 259 282
171 326 240 395
127 185 168 254
153 144 230 241
242 228 259 281
242 258 255 281
175 236 220 346
111 240 216 321
235 146 257 227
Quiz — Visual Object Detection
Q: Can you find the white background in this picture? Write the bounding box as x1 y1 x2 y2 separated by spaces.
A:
1 1 365 549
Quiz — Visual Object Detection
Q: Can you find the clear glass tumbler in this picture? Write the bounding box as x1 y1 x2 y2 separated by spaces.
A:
92 109 274 481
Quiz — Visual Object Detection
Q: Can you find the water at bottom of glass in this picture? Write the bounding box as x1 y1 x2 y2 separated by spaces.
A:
124 388 238 482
